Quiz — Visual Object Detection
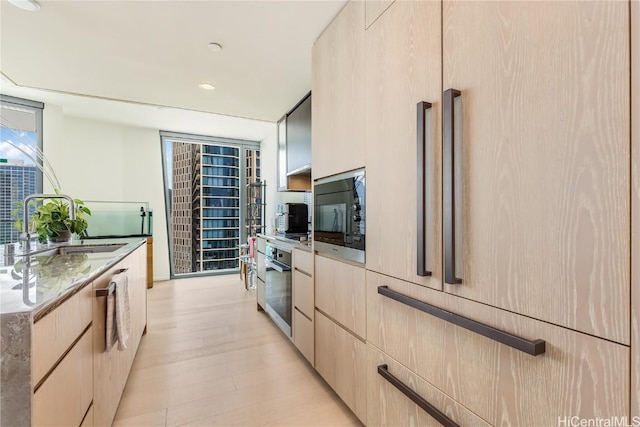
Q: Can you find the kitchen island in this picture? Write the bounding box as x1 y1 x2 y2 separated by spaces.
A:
0 237 148 427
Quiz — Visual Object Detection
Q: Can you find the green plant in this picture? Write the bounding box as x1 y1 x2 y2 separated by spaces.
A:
13 191 92 242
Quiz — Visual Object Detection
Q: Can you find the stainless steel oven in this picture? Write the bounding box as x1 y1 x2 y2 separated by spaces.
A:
264 242 292 336
314 169 365 263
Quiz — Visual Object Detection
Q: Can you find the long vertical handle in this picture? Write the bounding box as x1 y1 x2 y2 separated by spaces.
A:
417 101 433 277
443 89 462 284
378 364 460 427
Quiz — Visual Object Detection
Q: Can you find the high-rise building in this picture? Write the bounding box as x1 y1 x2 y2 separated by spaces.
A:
171 142 194 274
0 160 37 244
171 142 256 274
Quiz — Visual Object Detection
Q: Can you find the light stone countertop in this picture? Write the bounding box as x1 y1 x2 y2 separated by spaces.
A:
0 237 147 318
257 233 312 252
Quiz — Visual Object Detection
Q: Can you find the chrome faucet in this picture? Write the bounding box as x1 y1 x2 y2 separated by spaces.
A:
22 193 75 252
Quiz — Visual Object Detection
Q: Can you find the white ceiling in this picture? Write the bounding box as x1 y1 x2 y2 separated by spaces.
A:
0 0 346 123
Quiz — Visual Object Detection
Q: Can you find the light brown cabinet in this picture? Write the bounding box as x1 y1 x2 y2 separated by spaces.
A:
365 0 442 290
315 310 367 424
367 271 630 425
440 0 630 344
314 254 366 339
33 327 93 427
312 0 365 180
631 0 639 418
92 243 147 427
292 248 314 364
367 343 489 426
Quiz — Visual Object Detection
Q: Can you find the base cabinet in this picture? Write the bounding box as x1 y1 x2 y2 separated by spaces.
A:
367 271 630 425
32 327 93 427
367 344 489 426
315 310 367 423
92 243 147 427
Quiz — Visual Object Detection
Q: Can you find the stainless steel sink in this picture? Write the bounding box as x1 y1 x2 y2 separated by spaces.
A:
56 243 126 255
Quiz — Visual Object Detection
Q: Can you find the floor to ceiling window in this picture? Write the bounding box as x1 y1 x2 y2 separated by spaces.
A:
0 95 44 245
161 131 261 278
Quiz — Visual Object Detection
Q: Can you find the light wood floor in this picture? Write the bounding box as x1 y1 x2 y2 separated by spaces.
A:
113 275 360 427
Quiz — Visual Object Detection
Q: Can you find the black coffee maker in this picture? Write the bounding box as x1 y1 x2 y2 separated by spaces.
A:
284 203 308 234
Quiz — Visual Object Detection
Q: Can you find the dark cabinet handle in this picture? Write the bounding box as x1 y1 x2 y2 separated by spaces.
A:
417 101 433 277
443 89 462 284
377 364 459 427
378 286 546 356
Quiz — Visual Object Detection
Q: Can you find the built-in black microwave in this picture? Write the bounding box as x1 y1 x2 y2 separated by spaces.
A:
313 169 365 263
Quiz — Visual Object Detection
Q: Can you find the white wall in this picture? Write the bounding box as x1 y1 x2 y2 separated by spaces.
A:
43 109 171 280
40 104 304 281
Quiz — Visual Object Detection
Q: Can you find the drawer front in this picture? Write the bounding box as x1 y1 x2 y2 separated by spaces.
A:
315 310 367 423
294 269 313 316
257 237 266 254
33 284 93 386
33 327 93 427
368 344 489 426
315 254 366 338
367 271 630 425
293 308 314 365
293 248 313 274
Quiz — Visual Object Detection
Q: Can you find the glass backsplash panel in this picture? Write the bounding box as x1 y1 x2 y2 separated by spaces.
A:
83 201 153 238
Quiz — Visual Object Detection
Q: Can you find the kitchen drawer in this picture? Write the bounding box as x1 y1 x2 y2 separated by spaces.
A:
32 284 93 386
367 343 489 426
293 247 313 274
33 327 93 427
257 277 265 310
294 269 313 316
257 237 266 254
367 271 630 425
294 308 314 365
315 310 367 423
315 254 366 339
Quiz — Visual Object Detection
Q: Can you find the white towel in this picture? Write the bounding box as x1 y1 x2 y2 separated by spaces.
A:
105 271 131 352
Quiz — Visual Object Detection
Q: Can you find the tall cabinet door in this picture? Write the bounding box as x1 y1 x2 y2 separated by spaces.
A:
365 0 442 289
442 1 630 343
312 1 365 180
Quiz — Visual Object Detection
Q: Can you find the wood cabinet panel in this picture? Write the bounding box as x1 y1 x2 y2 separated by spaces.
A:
293 269 313 317
315 310 366 423
293 248 313 275
93 244 147 427
32 284 92 387
32 328 93 427
312 0 365 180
314 254 366 339
367 271 629 426
365 0 442 289
364 0 395 29
146 237 153 289
80 404 93 427
632 0 640 417
367 344 489 426
442 0 630 343
293 308 314 365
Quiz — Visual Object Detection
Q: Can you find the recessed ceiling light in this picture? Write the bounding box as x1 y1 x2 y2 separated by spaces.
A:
8 0 40 11
199 83 215 90
207 43 223 53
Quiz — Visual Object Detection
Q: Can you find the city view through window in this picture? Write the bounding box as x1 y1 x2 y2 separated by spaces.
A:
0 98 43 245
162 134 261 277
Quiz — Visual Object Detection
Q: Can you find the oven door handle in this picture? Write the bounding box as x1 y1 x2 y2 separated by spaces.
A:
266 258 291 273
